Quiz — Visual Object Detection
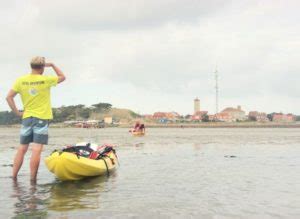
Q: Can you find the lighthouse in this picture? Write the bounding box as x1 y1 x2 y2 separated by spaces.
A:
194 98 200 114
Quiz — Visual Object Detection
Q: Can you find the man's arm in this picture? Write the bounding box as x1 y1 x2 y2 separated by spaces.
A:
6 90 23 117
45 63 66 83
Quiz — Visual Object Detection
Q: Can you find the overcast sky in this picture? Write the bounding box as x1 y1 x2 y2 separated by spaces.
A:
0 0 299 115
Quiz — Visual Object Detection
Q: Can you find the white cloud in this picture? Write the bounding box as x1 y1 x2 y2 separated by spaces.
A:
33 0 229 30
0 0 299 115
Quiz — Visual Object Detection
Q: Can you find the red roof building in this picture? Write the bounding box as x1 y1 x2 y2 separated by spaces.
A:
214 112 233 122
273 113 295 122
153 112 181 120
220 105 246 121
153 112 167 119
191 111 208 121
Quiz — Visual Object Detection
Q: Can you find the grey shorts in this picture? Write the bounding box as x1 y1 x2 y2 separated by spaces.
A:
20 117 49 145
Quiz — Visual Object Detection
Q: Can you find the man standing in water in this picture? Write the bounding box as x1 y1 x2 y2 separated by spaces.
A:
6 57 66 181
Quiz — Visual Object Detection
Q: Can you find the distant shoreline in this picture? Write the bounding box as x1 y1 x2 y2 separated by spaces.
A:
119 122 300 128
137 123 300 128
2 122 300 129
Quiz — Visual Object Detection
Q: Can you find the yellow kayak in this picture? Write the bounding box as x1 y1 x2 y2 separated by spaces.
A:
132 131 145 136
45 149 118 181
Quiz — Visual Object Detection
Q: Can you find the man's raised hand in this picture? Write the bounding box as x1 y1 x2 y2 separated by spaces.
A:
44 63 53 67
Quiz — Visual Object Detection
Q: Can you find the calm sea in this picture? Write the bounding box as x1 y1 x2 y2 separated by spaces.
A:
0 127 299 218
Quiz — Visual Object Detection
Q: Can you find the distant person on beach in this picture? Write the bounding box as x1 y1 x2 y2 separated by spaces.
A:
6 56 66 181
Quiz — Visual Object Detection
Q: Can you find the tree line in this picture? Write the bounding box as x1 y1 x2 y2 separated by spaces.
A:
0 103 113 125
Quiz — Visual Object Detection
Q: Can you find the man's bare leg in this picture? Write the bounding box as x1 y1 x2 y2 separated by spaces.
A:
30 143 43 181
12 144 29 179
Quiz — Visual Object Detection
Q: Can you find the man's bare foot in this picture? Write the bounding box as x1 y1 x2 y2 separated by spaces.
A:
30 178 37 186
11 176 18 181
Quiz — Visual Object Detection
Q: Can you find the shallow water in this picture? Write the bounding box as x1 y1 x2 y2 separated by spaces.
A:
0 128 299 218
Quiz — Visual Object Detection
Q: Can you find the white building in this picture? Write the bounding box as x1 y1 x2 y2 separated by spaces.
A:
220 105 247 121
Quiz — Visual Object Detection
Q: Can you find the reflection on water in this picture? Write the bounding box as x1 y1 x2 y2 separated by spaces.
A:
12 180 48 218
11 174 116 218
48 176 112 211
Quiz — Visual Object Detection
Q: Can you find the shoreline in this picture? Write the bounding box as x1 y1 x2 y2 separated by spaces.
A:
2 122 300 129
120 122 300 128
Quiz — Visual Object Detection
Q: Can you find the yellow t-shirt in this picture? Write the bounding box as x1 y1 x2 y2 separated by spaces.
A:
12 74 58 120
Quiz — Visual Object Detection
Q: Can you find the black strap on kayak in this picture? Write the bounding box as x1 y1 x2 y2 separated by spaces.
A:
99 156 109 177
113 150 120 166
99 148 120 166
99 147 120 166
63 145 94 153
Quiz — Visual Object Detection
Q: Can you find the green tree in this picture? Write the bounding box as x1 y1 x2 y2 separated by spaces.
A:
202 114 209 122
0 111 21 125
130 111 140 118
79 108 90 119
92 103 112 113
267 112 277 121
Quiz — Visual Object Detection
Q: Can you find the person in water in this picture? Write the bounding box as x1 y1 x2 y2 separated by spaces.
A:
139 123 145 133
132 121 145 133
133 121 140 132
6 56 66 181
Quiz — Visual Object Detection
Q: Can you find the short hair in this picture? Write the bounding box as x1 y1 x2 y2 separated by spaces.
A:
30 56 45 69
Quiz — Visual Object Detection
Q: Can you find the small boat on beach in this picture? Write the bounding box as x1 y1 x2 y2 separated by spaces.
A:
45 143 118 181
